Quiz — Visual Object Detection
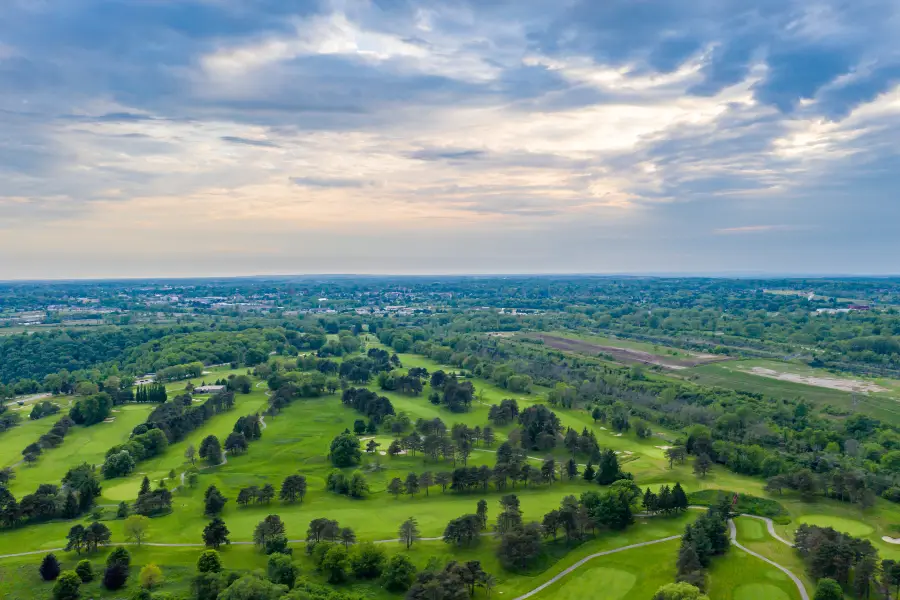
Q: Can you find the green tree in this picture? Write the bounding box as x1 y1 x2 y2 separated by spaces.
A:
349 542 386 579
139 564 163 589
399 517 421 550
203 518 230 549
387 477 404 499
74 560 93 583
652 582 710 600
123 515 149 547
813 578 844 600
329 432 362 467
267 553 298 588
217 575 286 600
199 435 223 466
693 454 713 478
197 550 223 573
320 545 350 583
52 571 81 600
40 553 62 581
383 554 417 592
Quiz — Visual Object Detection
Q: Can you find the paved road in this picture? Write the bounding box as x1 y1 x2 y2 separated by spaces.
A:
512 536 682 600
729 519 809 600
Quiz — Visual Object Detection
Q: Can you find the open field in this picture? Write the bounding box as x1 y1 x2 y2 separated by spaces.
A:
522 332 729 370
687 359 900 425
2 352 897 599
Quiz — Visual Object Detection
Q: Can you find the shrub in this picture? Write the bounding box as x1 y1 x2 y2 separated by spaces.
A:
75 559 93 583
197 550 223 574
52 571 81 600
39 553 62 581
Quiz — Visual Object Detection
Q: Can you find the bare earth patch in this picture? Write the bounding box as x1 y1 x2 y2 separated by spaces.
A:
527 334 729 369
744 367 888 393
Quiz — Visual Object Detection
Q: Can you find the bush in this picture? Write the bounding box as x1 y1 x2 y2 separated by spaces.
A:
139 563 163 589
39 553 62 581
383 554 417 592
197 550 223 574
75 559 93 583
103 564 129 590
267 554 298 588
52 571 81 600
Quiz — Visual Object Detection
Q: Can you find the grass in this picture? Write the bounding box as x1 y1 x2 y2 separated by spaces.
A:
733 517 814 594
707 547 802 600
795 514 874 537
3 353 900 599
686 360 900 425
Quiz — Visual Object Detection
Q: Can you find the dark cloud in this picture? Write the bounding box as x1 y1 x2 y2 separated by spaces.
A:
409 148 486 161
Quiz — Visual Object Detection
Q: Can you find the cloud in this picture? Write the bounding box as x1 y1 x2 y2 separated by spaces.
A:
221 135 280 148
2 0 900 276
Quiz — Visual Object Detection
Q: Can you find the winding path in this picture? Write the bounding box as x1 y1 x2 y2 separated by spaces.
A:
512 535 682 600
728 519 809 600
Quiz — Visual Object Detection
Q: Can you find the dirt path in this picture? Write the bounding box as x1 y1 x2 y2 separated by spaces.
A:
527 334 729 370
742 366 887 393
729 519 808 600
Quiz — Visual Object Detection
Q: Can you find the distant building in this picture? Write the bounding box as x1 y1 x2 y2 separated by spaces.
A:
194 385 226 394
849 304 871 311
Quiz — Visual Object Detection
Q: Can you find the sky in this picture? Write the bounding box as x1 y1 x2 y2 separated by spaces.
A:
2 0 900 279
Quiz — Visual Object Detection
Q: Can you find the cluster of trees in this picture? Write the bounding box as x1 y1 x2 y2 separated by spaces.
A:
133 475 173 516
675 501 731 590
41 545 135 597
342 388 395 424
226 413 263 455
21 415 75 464
434 375 475 413
795 524 881 598
518 405 562 451
102 390 235 478
488 398 520 425
378 368 426 395
406 560 493 600
326 470 369 498
236 483 276 506
29 400 60 420
0 463 100 528
134 383 168 404
155 361 204 382
329 431 362 468
69 392 112 425
65 521 111 554
642 483 690 515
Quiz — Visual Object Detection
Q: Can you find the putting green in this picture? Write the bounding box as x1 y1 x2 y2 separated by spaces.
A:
797 515 874 537
552 567 636 600
734 583 791 600
736 517 765 541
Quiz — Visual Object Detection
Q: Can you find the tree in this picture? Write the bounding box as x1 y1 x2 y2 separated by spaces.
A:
279 475 307 503
224 431 249 455
218 575 287 600
349 471 369 498
116 501 129 519
74 560 93 583
188 472 199 489
497 523 544 571
436 471 452 493
665 446 687 468
443 514 481 547
405 472 421 497
203 484 228 516
321 544 350 584
203 517 230 549
652 582 710 600
596 449 621 485
124 515 150 547
399 517 421 550
672 483 689 512
199 435 223 466
254 515 286 550
350 542 386 579
185 443 196 465
340 527 357 548
52 571 81 600
583 462 596 482
103 548 130 591
40 553 62 581
387 477 404 499
267 553 298 588
420 471 434 496
197 549 223 573
329 432 362 467
813 578 844 600
693 454 713 478
139 563 163 589
476 499 489 530
383 554 417 592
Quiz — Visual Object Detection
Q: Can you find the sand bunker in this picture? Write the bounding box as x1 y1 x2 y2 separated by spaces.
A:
103 417 116 423
883 536 900 545
745 367 888 393
656 445 674 451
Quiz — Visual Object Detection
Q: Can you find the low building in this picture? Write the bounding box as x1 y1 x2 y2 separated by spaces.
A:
194 385 226 394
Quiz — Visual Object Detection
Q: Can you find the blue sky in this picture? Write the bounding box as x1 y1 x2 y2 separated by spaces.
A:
2 0 900 278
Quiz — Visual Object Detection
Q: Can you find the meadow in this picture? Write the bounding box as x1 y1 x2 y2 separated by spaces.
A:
0 354 895 599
